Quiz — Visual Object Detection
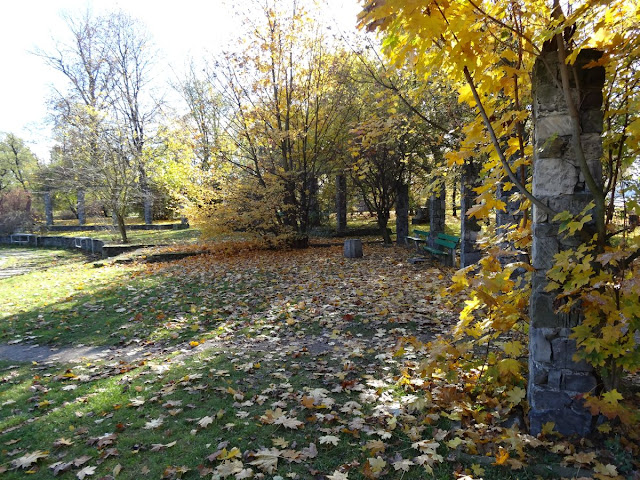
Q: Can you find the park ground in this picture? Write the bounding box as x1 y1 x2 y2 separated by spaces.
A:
0 243 637 480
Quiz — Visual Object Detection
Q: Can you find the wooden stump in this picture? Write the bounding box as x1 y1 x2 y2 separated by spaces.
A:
343 239 363 258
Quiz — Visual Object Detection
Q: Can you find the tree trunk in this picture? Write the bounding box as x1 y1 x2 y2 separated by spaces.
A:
115 211 128 243
378 213 391 244
77 189 86 226
452 181 457 217
308 175 321 228
395 183 409 246
336 174 347 234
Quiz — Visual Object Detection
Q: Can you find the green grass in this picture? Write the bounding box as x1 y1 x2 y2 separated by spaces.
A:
47 227 200 245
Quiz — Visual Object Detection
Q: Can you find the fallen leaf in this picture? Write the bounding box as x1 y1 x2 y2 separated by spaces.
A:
319 435 340 446
77 465 96 479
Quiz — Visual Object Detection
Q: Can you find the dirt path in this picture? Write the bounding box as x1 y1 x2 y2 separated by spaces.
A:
0 342 154 364
0 249 38 279
0 247 85 279
0 331 379 365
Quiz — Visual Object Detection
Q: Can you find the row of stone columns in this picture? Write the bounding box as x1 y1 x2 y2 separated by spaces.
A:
41 190 153 227
43 190 86 227
336 47 604 437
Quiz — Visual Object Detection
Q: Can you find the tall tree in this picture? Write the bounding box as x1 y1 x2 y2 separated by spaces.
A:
187 0 358 244
108 11 159 224
0 133 38 192
177 61 224 172
39 9 159 241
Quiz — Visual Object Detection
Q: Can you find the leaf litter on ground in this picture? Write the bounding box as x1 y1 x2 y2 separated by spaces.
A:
0 244 638 479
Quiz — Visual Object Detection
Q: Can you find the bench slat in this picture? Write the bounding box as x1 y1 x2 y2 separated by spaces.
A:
438 233 460 244
435 238 458 249
424 246 446 255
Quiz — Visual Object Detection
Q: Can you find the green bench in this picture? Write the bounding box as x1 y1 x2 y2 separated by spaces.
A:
423 232 460 266
406 229 429 251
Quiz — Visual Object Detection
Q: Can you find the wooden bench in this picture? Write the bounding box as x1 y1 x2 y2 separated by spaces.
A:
406 229 429 251
423 232 460 267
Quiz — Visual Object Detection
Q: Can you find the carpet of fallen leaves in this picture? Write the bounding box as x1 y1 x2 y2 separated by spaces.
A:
1 244 638 480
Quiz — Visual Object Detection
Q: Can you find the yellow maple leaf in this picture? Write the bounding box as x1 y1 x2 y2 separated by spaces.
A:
471 463 485 476
493 448 509 465
219 447 241 460
498 358 521 376
368 456 386 473
602 389 623 406
593 462 618 477
541 421 556 436
446 437 464 450
505 386 526 405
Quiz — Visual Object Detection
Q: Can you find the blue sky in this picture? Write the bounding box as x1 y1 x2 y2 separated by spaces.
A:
0 0 362 160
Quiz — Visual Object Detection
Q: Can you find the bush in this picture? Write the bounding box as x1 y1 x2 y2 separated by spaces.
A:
0 189 32 234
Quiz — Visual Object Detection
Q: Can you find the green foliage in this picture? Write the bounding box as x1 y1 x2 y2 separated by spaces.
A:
0 189 32 235
546 223 640 394
0 134 38 193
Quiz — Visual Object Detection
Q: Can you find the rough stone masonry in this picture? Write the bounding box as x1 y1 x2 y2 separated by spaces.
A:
528 48 605 435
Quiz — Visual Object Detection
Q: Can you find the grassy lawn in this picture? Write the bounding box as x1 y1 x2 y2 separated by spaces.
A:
0 244 636 479
47 227 201 245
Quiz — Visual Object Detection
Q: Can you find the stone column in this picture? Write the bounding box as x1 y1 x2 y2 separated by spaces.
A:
428 182 446 248
460 160 482 267
77 189 86 226
395 183 409 246
336 174 347 234
528 49 604 436
143 189 153 225
44 191 54 226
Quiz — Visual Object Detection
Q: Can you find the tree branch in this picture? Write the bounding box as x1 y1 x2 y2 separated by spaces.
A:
462 66 556 217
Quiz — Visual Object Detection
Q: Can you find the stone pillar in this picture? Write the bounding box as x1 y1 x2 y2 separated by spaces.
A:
77 189 86 226
44 191 54 226
528 49 604 436
428 182 446 248
460 160 482 267
143 189 153 225
395 183 409 246
336 174 347 234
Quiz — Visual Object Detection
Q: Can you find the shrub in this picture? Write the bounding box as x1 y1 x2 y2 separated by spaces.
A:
0 189 32 234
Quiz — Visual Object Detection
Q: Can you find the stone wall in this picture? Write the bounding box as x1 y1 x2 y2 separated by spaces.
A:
0 234 105 255
528 49 604 436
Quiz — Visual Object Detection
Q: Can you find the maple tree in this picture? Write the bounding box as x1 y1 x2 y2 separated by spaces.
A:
182 0 358 245
347 94 423 244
